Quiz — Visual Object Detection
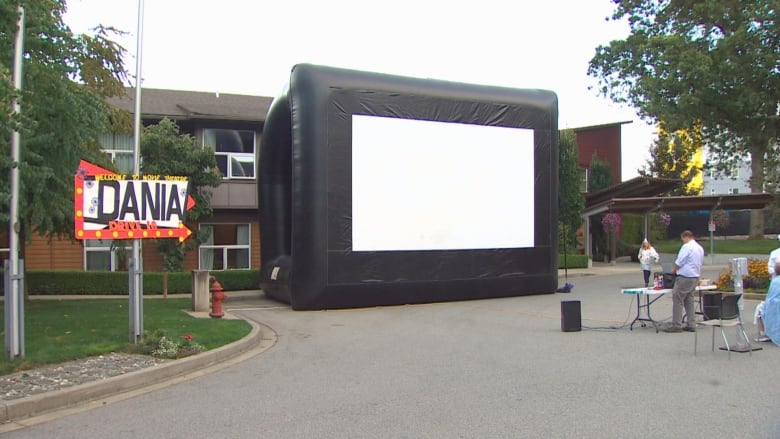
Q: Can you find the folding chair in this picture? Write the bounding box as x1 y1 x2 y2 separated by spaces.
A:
694 292 751 359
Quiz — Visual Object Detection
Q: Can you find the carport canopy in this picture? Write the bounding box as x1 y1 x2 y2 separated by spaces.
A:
579 176 775 256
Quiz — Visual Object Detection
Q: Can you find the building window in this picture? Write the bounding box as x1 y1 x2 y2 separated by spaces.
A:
99 133 134 173
84 239 128 271
203 129 255 179
727 188 739 194
710 188 716 195
580 167 589 192
199 223 250 270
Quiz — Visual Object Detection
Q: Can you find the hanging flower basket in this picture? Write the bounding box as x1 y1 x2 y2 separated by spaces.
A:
601 213 622 233
658 212 671 228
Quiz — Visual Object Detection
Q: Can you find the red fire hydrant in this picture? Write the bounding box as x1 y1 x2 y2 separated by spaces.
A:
209 276 227 318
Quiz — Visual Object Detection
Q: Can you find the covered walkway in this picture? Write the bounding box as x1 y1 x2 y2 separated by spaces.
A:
580 176 775 256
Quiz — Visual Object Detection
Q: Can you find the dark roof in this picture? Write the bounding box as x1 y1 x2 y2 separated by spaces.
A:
106 88 274 122
582 176 774 216
584 193 775 216
571 120 633 131
585 176 683 207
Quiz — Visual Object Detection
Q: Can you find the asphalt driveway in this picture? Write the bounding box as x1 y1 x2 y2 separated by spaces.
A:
4 266 779 438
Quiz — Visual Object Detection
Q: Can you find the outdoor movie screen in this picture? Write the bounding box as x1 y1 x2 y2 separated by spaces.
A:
259 63 558 310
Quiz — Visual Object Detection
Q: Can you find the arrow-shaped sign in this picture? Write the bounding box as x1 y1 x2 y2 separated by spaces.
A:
74 160 195 242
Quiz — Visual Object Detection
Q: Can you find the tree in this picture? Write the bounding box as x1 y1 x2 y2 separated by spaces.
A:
639 122 703 195
558 129 584 252
588 0 780 239
587 154 614 260
140 118 222 271
764 155 780 232
0 1 128 246
588 153 613 193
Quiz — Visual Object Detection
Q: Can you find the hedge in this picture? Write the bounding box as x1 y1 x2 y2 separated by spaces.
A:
558 254 590 269
2 269 260 296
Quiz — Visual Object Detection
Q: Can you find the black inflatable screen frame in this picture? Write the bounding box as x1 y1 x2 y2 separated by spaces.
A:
260 64 558 310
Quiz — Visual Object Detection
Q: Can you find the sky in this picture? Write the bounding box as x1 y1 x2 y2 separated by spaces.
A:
62 0 655 180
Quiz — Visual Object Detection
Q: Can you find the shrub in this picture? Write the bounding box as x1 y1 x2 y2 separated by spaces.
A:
22 269 260 295
139 329 206 359
558 254 590 269
620 213 644 247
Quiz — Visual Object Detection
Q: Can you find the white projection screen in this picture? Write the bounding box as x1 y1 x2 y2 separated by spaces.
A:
352 115 535 251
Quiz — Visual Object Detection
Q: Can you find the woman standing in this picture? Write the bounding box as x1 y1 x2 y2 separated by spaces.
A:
638 238 660 287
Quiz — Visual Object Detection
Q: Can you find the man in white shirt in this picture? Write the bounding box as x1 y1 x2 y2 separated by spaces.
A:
663 230 705 333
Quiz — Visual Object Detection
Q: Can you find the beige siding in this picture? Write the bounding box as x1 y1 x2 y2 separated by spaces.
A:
25 234 83 270
252 221 261 269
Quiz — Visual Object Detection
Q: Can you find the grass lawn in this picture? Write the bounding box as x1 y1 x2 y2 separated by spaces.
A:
0 298 251 376
652 237 779 254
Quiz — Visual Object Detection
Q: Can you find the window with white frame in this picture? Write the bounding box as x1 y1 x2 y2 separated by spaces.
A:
199 223 251 270
84 239 125 271
728 188 739 194
710 188 716 195
580 167 589 192
203 129 255 179
98 133 134 173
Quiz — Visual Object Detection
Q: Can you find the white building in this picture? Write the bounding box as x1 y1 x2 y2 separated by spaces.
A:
702 161 752 195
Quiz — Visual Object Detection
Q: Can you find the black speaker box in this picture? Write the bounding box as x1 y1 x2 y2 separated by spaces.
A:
662 273 676 289
561 300 581 332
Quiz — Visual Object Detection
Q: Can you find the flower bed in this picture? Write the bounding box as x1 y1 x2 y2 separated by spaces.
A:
715 258 771 292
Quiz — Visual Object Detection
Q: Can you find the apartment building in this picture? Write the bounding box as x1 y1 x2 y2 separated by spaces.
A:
10 88 272 273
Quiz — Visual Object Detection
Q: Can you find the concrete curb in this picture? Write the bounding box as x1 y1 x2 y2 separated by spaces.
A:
0 318 277 424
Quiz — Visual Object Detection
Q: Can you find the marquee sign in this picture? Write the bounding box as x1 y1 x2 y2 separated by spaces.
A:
74 160 195 241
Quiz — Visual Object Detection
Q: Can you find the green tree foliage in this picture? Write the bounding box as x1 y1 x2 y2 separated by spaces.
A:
711 209 730 229
140 118 222 271
639 123 701 195
588 154 614 260
588 153 613 193
588 0 780 238
558 129 584 252
0 1 128 242
620 213 644 247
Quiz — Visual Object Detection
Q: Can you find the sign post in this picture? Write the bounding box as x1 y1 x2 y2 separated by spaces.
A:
708 221 716 265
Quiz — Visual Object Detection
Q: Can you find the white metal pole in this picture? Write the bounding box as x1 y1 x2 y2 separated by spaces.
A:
129 0 145 343
6 4 25 359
